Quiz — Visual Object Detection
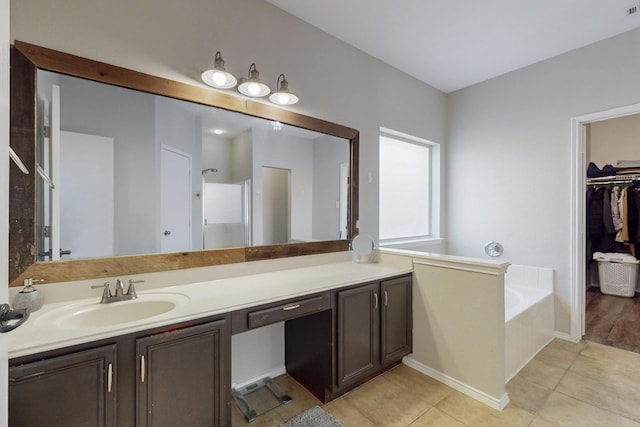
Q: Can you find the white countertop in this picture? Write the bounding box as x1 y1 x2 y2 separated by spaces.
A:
9 260 411 359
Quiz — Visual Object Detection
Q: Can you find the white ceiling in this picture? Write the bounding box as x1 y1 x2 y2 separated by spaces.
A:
267 0 640 93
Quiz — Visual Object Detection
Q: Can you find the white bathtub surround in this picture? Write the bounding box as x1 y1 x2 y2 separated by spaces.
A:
504 264 554 382
380 248 512 410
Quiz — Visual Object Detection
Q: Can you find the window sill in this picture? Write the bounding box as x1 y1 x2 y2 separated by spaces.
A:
379 238 444 249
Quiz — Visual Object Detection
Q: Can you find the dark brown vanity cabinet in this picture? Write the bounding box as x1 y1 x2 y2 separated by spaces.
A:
335 274 412 390
380 275 413 365
336 282 380 387
9 317 229 427
136 319 228 427
9 344 117 427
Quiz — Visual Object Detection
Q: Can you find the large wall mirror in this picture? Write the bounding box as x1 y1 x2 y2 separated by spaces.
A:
9 42 359 286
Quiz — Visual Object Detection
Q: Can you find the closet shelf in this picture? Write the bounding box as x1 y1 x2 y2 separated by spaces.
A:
587 175 640 185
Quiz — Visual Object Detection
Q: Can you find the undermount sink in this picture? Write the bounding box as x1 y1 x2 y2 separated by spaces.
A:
36 292 190 329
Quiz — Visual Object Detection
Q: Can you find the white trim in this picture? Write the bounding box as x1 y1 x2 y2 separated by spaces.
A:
570 103 640 342
379 248 510 276
379 237 444 247
379 127 442 240
1 0 10 424
402 357 510 411
231 366 287 389
555 330 579 343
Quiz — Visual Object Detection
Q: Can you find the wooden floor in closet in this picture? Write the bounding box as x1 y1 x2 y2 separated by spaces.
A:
585 287 640 353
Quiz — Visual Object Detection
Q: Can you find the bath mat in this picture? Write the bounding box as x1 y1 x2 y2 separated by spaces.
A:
280 406 344 427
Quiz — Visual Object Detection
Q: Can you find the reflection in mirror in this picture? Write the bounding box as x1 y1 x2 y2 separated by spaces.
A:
35 70 350 262
9 41 358 286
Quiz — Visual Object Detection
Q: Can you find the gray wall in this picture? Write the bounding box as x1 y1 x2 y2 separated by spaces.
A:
447 28 640 334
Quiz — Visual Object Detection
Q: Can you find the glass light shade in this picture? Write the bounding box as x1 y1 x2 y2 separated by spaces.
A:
269 90 299 106
269 74 299 105
201 51 237 89
201 69 237 89
237 64 271 97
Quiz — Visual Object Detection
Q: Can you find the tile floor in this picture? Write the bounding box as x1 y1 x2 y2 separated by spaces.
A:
232 339 640 426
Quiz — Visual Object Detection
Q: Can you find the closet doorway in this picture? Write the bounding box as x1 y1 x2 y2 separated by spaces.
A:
584 114 640 353
571 103 640 351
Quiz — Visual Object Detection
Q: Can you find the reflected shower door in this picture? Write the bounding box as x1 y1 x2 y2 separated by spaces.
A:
203 180 251 249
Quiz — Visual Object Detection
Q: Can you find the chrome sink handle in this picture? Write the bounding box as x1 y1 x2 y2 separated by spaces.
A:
127 279 144 298
91 282 113 304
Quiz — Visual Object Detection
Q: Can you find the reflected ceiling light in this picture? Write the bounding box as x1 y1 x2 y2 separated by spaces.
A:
269 74 299 106
212 129 224 135
201 51 237 89
237 63 271 97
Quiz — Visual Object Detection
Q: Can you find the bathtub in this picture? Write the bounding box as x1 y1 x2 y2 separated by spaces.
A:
504 264 555 382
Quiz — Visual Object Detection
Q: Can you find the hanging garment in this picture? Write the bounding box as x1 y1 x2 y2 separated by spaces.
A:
587 187 605 237
628 186 638 242
599 187 616 252
632 184 640 259
616 186 629 243
603 187 615 234
611 186 623 231
586 187 615 256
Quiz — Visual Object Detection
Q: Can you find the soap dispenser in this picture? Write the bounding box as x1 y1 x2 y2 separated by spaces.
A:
13 278 44 313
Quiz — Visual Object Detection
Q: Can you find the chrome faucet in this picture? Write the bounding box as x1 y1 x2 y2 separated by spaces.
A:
92 279 143 304
115 279 125 297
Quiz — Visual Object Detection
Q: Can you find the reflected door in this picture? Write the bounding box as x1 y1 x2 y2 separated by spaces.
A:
160 145 192 252
60 131 115 259
262 167 290 245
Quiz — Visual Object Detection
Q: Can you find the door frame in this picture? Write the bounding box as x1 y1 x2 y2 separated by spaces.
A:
570 102 640 341
1 1 10 425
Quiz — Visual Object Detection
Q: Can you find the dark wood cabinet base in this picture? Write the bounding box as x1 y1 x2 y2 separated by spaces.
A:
9 273 411 426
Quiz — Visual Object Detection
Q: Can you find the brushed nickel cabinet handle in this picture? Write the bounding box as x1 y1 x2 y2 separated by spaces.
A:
384 291 388 307
140 355 146 383
374 293 378 309
283 304 301 311
107 363 113 393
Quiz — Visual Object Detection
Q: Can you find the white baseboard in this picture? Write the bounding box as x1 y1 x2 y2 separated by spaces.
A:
232 366 287 389
555 330 579 342
402 356 510 411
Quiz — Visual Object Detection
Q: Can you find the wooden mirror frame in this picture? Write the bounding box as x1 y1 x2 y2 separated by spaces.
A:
9 41 359 286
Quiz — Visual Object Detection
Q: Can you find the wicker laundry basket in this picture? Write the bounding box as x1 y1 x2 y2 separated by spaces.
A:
597 258 639 297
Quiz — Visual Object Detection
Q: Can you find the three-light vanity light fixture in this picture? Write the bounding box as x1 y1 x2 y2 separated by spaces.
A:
201 51 299 106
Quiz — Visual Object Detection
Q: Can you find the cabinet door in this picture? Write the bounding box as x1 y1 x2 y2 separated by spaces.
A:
381 275 413 365
136 319 228 427
336 283 379 388
9 344 117 427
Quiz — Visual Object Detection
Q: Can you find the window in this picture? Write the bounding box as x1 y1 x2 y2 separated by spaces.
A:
379 128 439 243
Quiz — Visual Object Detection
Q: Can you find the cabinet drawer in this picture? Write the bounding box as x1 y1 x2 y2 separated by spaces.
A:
248 294 330 329
232 292 330 333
